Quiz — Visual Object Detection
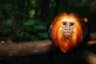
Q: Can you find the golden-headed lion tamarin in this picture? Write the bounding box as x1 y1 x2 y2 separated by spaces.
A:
50 12 84 53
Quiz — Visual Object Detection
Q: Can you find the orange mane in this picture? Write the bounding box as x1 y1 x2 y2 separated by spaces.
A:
50 12 83 53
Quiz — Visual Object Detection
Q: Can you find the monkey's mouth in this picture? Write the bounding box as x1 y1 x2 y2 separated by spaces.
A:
63 32 72 37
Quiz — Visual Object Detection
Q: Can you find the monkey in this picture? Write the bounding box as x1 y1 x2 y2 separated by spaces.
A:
48 12 89 64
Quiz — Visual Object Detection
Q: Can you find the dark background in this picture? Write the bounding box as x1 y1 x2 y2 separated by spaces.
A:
0 0 96 64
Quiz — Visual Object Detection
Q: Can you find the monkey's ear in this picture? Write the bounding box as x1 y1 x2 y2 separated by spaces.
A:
83 17 88 23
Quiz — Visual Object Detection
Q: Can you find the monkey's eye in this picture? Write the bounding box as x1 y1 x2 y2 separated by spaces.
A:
70 22 74 26
62 22 66 25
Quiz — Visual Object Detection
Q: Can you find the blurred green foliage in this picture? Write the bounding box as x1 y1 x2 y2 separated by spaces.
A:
0 0 92 42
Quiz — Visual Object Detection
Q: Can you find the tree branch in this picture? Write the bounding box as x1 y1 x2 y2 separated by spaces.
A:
0 33 95 57
0 40 52 57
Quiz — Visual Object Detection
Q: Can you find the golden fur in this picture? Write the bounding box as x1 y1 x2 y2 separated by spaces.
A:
50 12 83 53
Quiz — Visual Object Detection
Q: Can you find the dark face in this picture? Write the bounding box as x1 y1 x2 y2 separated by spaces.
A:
62 21 75 38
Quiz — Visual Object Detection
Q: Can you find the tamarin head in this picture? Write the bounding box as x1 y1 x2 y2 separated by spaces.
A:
50 12 83 53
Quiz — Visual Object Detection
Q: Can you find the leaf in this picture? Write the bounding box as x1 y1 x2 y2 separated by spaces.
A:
38 32 48 38
23 19 35 26
33 25 46 30
29 9 35 18
30 35 39 41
